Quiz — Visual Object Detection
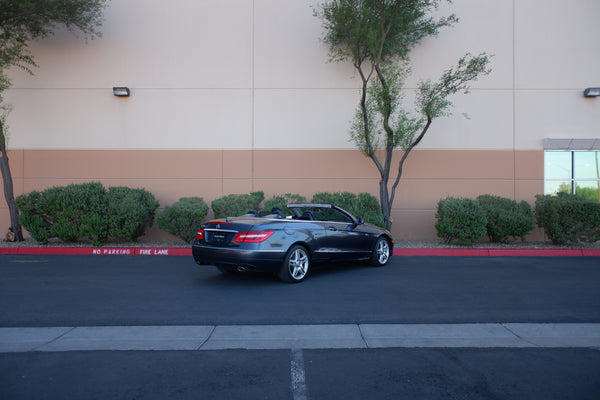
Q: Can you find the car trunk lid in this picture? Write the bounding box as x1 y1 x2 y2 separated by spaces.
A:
202 218 257 246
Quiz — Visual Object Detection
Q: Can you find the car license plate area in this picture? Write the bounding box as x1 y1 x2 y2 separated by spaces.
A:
206 230 235 245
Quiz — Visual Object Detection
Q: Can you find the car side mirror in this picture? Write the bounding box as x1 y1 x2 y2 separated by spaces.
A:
347 218 364 231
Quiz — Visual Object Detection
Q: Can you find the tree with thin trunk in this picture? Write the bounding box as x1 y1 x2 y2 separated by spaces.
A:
0 0 108 240
315 0 491 230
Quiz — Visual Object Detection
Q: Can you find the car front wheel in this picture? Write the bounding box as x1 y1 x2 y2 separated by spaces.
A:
278 245 310 283
371 236 391 266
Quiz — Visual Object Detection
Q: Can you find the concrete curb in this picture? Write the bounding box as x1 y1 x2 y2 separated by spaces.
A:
1 323 599 352
1 247 600 257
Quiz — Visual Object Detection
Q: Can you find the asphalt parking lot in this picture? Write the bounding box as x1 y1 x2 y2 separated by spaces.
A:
1 254 599 399
2 347 599 400
1 255 599 326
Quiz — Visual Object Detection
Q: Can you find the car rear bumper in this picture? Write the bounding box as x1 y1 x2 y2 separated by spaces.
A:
192 242 284 272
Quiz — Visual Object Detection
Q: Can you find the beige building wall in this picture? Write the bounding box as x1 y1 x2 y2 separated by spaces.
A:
2 148 543 239
2 0 599 240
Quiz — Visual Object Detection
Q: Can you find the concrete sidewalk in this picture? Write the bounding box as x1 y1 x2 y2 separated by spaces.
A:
1 323 599 352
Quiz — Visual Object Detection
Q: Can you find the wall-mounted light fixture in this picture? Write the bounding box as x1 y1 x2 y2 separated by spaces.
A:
583 88 600 98
112 87 130 97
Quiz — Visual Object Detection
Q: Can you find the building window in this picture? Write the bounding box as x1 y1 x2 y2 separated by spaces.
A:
545 151 600 201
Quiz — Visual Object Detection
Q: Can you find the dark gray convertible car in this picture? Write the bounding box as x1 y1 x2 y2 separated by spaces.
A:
192 203 393 283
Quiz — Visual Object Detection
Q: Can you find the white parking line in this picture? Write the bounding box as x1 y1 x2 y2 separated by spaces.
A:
291 349 308 400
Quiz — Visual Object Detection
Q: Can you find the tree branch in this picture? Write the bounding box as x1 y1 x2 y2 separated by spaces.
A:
389 116 432 207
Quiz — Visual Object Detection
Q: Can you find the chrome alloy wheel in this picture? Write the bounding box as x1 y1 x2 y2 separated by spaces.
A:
279 245 310 283
372 237 391 266
288 247 309 279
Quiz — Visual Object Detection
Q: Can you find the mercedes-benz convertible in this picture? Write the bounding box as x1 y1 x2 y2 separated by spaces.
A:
192 203 393 283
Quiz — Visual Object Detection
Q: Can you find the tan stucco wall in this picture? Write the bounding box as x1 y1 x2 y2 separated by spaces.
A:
0 148 544 240
4 0 600 153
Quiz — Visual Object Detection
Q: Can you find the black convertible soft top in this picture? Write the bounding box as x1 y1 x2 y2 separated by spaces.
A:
239 203 357 222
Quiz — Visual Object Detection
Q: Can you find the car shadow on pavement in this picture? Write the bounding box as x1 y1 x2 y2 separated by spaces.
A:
197 262 374 285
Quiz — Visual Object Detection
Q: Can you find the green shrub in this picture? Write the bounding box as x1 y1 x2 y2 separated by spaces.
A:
435 196 487 245
262 193 307 216
16 182 158 245
156 197 209 243
16 182 108 245
476 194 535 243
106 186 159 241
16 190 52 244
211 191 265 219
15 190 44 243
311 191 385 228
535 193 600 245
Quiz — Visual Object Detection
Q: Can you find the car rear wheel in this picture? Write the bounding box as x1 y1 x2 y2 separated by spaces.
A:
278 245 310 283
371 236 391 266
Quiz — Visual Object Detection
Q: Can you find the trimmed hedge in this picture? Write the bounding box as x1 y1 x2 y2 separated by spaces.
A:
477 194 534 243
211 191 265 219
16 182 158 246
106 186 160 241
156 197 209 243
435 196 487 245
311 191 385 228
535 193 600 245
207 190 385 228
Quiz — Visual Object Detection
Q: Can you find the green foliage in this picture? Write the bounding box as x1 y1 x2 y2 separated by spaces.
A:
476 195 535 243
263 193 307 216
15 190 52 244
534 193 600 245
315 0 491 230
16 182 107 245
417 53 492 120
0 0 108 91
350 65 423 154
316 0 457 65
16 182 158 245
1 0 108 243
435 197 487 245
156 197 209 244
310 191 385 228
106 186 159 242
211 191 265 219
574 186 600 202
0 0 108 40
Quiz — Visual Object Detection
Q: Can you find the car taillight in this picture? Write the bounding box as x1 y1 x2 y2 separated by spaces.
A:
234 230 274 243
195 229 205 240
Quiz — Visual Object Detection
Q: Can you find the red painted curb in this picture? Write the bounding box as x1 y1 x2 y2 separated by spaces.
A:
393 248 600 257
487 249 585 257
0 247 192 256
394 248 490 257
